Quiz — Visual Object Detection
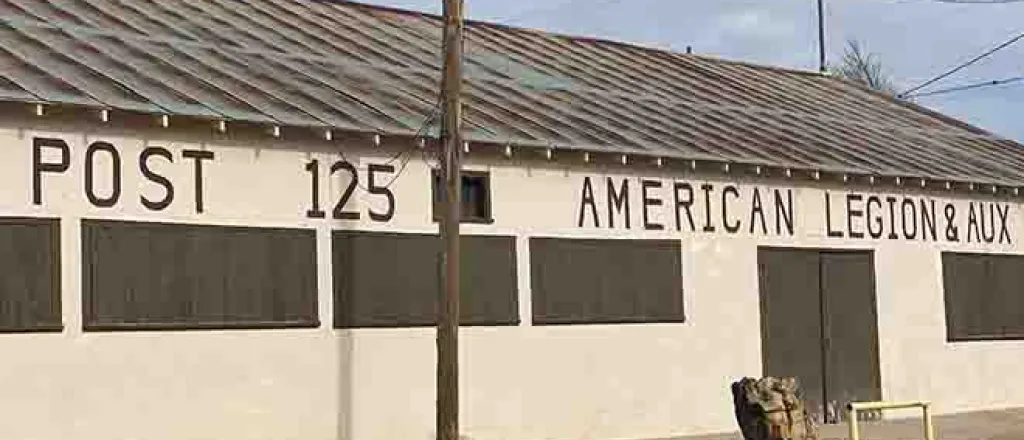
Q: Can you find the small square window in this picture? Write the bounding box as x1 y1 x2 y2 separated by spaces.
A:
431 169 493 224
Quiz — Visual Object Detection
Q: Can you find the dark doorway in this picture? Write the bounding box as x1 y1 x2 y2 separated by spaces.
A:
757 247 882 425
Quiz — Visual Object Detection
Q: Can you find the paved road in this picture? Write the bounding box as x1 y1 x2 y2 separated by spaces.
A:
676 408 1024 440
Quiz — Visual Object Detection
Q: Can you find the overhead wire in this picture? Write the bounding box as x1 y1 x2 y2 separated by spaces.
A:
898 30 1024 97
905 75 1024 98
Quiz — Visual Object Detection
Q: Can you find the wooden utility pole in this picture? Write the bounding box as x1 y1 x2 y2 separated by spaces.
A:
437 1 464 440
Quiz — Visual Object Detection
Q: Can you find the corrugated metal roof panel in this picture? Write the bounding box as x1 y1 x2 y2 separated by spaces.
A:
0 0 1020 186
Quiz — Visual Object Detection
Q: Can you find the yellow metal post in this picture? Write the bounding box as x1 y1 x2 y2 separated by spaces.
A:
847 405 860 440
923 403 935 440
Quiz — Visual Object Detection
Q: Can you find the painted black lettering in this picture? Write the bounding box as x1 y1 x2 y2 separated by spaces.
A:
749 187 768 235
139 146 174 211
944 204 959 242
901 198 917 240
331 160 360 220
997 205 1012 244
846 193 864 239
920 200 937 241
825 192 843 238
722 185 740 233
981 203 996 243
607 178 630 229
886 197 898 240
305 160 326 219
182 149 214 214
641 180 664 231
85 141 121 208
701 183 715 232
866 196 883 239
775 189 794 236
674 182 695 232
967 203 981 243
578 176 599 228
32 137 70 206
367 164 396 222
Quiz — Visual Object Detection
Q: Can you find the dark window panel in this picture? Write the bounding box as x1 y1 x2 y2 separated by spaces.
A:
942 252 1024 341
81 220 318 331
530 237 684 325
0 218 62 332
332 231 518 328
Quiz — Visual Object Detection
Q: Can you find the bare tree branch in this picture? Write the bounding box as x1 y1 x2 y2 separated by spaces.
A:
830 39 899 96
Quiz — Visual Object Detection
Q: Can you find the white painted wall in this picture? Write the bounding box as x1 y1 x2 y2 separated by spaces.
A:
0 119 1021 440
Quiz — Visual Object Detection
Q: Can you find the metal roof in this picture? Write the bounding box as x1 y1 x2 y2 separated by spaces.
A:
1 0 1022 187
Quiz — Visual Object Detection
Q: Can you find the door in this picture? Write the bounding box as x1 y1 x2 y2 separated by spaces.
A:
757 248 882 424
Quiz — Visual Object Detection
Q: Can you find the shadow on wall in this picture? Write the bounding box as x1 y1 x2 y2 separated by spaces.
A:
337 330 355 440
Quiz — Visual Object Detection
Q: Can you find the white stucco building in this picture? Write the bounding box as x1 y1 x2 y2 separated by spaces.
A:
0 1 1022 440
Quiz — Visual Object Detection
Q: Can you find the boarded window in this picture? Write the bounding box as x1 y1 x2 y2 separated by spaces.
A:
333 231 518 328
0 218 61 332
82 220 318 331
943 252 1024 341
431 169 493 224
530 238 684 325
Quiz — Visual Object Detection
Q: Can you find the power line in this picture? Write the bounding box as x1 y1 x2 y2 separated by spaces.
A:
905 75 1024 98
898 30 1024 97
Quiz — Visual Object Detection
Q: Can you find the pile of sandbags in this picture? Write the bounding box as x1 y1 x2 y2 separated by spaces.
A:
731 377 818 440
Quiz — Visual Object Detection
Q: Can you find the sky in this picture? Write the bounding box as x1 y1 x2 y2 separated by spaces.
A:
358 0 1024 141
